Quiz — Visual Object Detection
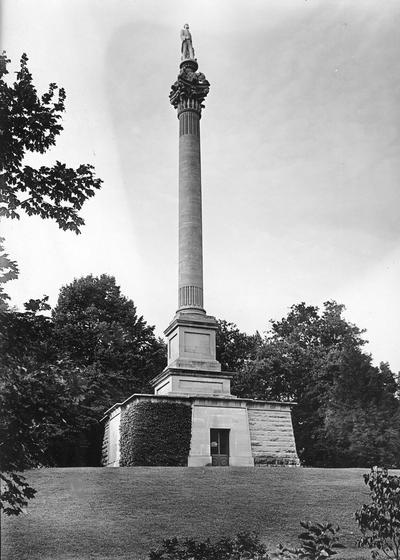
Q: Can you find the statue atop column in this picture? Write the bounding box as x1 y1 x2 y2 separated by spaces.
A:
170 24 209 110
181 23 195 60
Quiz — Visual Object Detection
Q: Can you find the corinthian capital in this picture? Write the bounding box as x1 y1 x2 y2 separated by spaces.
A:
169 62 210 110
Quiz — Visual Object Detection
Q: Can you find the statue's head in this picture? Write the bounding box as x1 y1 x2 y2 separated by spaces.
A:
184 23 189 29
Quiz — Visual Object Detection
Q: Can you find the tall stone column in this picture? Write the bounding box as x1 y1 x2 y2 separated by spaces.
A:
170 58 210 314
177 91 204 313
151 46 224 382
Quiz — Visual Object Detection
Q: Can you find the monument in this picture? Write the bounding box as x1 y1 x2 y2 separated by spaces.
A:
101 26 299 468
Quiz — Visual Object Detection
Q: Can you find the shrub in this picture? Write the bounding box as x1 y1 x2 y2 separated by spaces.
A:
355 467 400 559
147 523 345 560
148 531 270 560
119 400 191 466
277 521 344 559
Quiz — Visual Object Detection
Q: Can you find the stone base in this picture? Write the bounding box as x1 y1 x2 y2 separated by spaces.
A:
151 368 234 397
101 394 299 469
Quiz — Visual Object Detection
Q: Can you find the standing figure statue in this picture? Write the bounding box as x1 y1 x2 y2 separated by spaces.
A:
181 23 195 60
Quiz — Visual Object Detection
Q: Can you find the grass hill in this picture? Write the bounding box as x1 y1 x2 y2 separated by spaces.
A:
2 467 374 560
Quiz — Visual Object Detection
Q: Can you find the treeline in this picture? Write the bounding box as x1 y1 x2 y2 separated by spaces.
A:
0 275 166 471
2 276 399 472
218 302 400 467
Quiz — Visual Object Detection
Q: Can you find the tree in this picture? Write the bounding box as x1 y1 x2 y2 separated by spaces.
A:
234 302 400 467
216 319 261 372
0 53 102 232
0 275 167 474
323 352 400 467
51 274 167 465
0 52 102 513
52 274 166 395
0 300 84 514
0 237 19 311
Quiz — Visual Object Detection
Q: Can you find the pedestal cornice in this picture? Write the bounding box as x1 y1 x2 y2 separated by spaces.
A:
164 311 218 338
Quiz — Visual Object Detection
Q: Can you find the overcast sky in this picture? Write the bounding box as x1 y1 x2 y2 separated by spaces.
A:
2 0 400 371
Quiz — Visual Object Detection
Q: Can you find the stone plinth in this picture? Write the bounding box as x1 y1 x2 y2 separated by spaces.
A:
151 368 233 397
101 393 299 468
164 311 220 372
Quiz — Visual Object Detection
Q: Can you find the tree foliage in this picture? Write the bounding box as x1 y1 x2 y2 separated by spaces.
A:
0 276 167 475
234 302 400 467
216 319 261 372
0 302 85 513
0 237 19 311
0 51 103 513
49 274 166 465
356 467 400 559
0 472 36 516
0 359 83 471
52 274 166 405
277 521 345 560
0 52 102 233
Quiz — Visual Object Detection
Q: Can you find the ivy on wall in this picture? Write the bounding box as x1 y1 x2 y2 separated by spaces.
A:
119 400 192 466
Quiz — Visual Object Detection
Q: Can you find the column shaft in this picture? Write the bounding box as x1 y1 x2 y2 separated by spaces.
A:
178 107 204 312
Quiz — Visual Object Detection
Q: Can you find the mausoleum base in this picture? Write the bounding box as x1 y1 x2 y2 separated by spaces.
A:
101 392 299 468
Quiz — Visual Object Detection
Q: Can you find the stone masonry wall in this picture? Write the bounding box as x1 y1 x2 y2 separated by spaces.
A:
247 404 299 466
102 396 300 468
101 419 110 466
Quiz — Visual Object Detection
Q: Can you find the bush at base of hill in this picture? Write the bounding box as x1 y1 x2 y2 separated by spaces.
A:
148 531 269 560
119 400 192 466
148 522 345 560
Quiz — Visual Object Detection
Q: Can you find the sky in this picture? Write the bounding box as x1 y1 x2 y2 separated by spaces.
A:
2 0 400 371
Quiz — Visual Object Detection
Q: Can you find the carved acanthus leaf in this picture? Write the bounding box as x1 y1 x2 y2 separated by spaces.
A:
169 66 210 109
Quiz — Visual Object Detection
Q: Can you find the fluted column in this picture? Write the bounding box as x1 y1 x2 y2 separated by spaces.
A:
178 98 204 311
170 59 210 313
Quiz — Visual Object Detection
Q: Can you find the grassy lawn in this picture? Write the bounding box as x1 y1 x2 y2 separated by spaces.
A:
1 467 376 560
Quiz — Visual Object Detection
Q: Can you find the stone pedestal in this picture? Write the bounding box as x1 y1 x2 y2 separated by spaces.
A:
164 311 220 372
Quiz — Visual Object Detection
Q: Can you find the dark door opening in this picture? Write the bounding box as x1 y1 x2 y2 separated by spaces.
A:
210 428 230 466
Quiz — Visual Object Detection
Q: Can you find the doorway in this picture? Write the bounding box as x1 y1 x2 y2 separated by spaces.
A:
210 428 230 466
